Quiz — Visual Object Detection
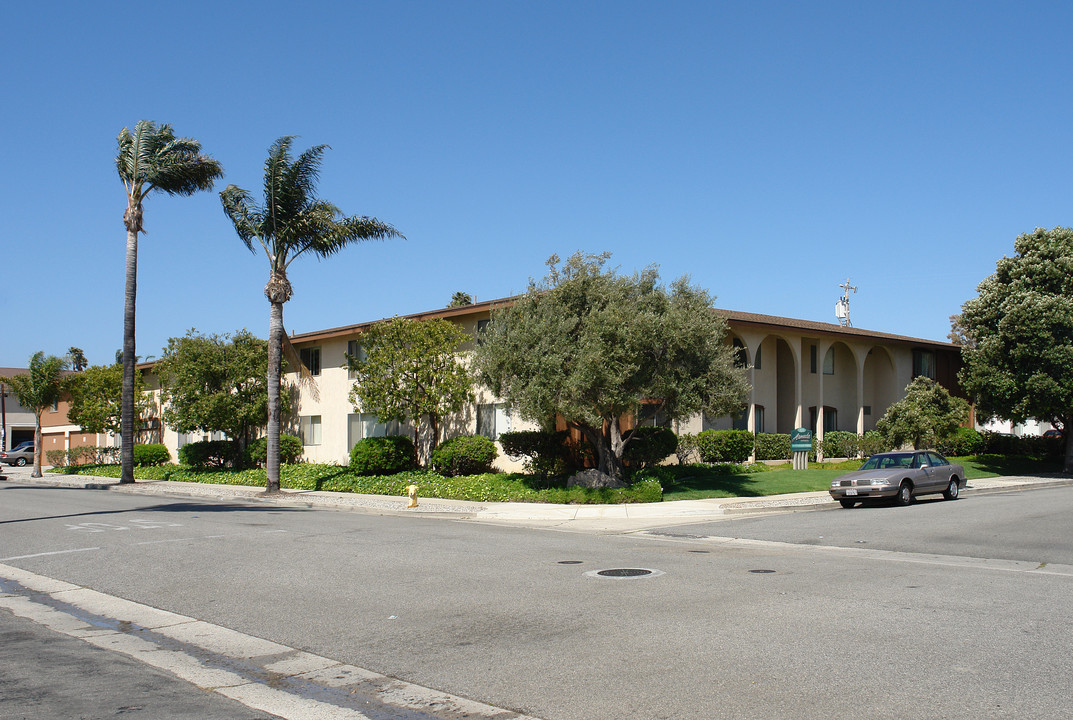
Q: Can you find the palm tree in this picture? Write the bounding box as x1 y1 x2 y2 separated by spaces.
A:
0 353 68 478
67 347 88 372
116 121 223 484
220 137 401 493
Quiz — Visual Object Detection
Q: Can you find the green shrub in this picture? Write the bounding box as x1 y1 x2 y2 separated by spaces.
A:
499 430 571 477
937 427 983 456
821 431 859 459
754 433 790 461
675 433 699 464
623 426 677 470
857 431 888 457
980 430 1061 459
178 440 239 469
133 443 170 466
431 435 499 476
349 435 416 476
46 449 67 466
695 429 754 463
247 434 304 466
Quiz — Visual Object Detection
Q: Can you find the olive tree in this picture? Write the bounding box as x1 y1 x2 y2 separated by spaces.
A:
473 252 749 481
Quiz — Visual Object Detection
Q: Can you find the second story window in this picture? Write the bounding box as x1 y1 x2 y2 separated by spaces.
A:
913 349 935 379
299 346 321 376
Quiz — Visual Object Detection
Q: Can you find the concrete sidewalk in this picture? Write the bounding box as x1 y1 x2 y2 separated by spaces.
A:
2 463 1069 532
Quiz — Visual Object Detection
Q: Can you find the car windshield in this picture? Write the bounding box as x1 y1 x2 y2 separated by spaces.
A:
859 453 914 471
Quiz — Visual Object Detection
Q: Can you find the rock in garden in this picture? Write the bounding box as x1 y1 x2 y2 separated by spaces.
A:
566 469 626 489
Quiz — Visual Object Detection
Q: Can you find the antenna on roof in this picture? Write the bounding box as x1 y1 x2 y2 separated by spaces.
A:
835 278 857 327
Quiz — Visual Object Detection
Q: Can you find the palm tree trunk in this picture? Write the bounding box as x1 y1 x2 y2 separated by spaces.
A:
32 413 43 479
120 226 138 484
265 300 284 494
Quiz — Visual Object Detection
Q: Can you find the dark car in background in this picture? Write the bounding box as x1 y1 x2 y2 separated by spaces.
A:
0 441 35 467
829 451 966 509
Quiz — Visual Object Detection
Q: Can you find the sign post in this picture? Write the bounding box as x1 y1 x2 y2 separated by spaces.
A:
790 428 812 470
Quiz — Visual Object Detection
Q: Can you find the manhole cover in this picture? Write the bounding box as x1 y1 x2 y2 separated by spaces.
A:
598 568 652 577
749 569 776 574
585 568 665 579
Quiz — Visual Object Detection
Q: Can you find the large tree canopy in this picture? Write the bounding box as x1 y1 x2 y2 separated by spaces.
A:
957 226 1073 471
348 317 474 464
876 377 969 450
155 329 276 451
474 252 749 480
66 363 149 436
1 353 68 477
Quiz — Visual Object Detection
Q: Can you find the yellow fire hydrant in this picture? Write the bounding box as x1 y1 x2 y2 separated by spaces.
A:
406 484 419 508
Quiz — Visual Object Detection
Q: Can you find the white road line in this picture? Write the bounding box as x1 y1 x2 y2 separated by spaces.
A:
0 562 542 720
0 547 100 562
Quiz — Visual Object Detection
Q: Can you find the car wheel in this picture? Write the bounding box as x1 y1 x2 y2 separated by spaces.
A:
15 457 27 467
943 478 960 500
839 499 856 509
895 482 913 506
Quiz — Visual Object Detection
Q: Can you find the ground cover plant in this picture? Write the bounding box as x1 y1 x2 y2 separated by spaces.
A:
53 452 1062 504
55 463 661 504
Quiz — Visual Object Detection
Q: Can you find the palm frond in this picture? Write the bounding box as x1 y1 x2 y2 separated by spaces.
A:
116 121 222 199
219 185 263 253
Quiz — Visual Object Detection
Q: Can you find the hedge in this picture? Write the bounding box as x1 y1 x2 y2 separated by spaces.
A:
431 435 498 476
247 434 304 466
349 435 416 476
499 430 572 477
178 440 239 469
132 443 171 466
623 426 678 470
695 429 753 463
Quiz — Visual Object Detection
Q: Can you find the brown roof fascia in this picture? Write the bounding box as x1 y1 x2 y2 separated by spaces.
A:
288 295 523 345
251 295 957 351
716 308 957 349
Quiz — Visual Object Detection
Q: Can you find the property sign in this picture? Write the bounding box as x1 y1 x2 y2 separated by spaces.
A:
790 428 812 453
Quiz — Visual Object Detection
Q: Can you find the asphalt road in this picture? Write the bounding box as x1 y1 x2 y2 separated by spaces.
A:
2 482 1071 719
0 609 281 720
658 487 1073 565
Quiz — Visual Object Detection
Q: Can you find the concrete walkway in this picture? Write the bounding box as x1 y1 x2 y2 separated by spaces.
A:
2 463 1069 533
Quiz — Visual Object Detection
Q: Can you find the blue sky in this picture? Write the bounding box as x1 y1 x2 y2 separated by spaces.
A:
3 1 1072 368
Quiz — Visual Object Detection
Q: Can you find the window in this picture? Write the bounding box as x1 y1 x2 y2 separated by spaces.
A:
823 407 837 432
823 348 834 375
810 345 817 374
347 413 411 450
732 409 748 431
299 347 321 376
754 344 762 370
864 406 872 416
50 400 59 413
477 403 510 440
346 340 367 379
913 349 935 379
754 405 765 433
637 402 670 428
476 319 491 345
299 415 322 446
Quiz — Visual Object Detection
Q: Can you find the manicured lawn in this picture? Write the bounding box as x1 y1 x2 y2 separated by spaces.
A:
650 454 1063 501
648 463 851 501
55 453 1063 504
